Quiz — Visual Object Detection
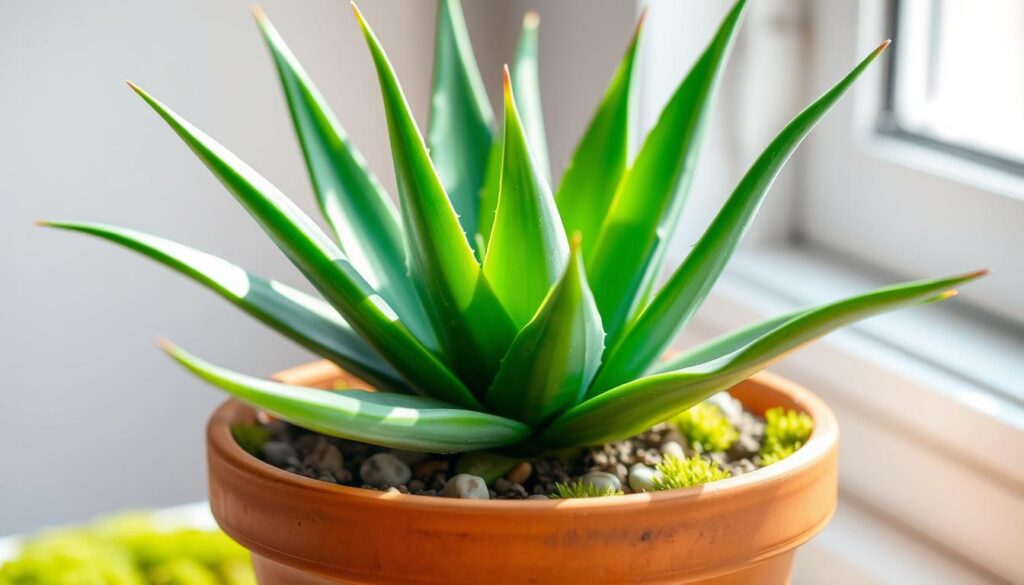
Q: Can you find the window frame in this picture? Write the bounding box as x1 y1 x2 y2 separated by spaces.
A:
637 1 1024 582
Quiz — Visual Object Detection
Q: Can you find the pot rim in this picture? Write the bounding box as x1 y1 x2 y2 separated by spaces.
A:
208 368 837 513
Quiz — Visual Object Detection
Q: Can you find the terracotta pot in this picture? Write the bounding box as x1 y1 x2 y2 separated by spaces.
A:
207 361 838 584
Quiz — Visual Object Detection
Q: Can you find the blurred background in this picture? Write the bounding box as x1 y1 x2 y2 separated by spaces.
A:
1 1 1021 583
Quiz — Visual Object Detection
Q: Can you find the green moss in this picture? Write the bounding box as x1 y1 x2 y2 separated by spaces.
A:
759 407 814 466
670 402 739 452
230 423 271 457
0 513 254 585
549 482 624 499
650 455 731 491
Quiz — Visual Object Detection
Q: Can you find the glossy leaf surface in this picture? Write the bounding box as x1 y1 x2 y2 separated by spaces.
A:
165 343 531 453
593 40 892 393
253 9 436 351
483 68 568 327
586 0 746 342
44 221 407 393
427 0 494 242
354 4 516 393
129 82 479 409
486 236 603 425
538 271 982 448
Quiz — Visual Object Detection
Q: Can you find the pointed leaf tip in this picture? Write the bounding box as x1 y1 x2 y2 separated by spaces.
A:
523 11 540 29
156 337 178 354
876 39 892 54
350 1 366 27
502 64 512 93
249 3 267 21
570 231 583 253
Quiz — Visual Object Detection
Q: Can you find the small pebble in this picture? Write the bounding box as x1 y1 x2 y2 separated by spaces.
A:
661 441 687 461
579 471 622 492
528 494 550 500
443 474 490 499
628 464 658 492
306 441 344 475
360 453 412 487
507 462 533 485
705 392 744 425
261 441 297 468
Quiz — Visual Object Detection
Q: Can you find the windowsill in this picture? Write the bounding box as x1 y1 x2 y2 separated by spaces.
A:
683 242 1024 582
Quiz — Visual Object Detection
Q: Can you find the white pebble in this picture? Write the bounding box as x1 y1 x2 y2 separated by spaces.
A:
628 464 659 492
579 471 622 492
443 474 490 499
705 392 744 424
359 453 412 487
661 441 687 461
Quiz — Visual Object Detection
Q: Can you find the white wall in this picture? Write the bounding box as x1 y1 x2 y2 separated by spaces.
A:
0 0 633 534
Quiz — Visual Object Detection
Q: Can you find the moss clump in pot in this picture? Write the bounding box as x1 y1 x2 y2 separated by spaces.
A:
45 0 984 497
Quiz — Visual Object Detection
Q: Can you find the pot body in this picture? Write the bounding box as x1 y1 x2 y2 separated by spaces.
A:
207 362 838 584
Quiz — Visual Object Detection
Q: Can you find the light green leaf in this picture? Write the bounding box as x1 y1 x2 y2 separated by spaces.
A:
479 11 555 245
42 221 408 393
586 0 746 343
128 82 480 409
648 309 806 376
164 343 531 453
593 40 892 393
427 0 494 243
536 271 983 448
483 68 569 327
353 4 517 393
511 11 550 183
252 9 438 353
487 235 603 425
555 12 645 259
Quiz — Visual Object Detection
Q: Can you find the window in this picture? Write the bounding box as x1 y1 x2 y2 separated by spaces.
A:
640 1 1024 582
881 0 1024 176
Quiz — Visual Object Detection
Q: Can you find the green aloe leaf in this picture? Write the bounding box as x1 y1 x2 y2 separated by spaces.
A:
511 11 550 183
354 4 516 393
252 8 437 352
164 343 531 453
593 40 892 393
483 68 569 327
648 309 806 376
537 270 984 448
128 82 480 410
478 12 555 245
42 221 407 393
486 235 603 425
586 0 746 343
555 12 645 259
427 0 494 243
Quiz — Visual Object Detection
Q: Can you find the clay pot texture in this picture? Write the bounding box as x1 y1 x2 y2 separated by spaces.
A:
206 361 838 584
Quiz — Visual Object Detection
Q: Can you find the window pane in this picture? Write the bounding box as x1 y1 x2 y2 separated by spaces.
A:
890 0 1024 165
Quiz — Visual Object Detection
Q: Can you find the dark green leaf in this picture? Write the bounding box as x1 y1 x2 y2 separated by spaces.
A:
486 235 603 425
586 0 746 343
128 82 479 409
253 9 438 352
427 0 494 243
593 40 892 393
164 342 531 453
354 4 516 393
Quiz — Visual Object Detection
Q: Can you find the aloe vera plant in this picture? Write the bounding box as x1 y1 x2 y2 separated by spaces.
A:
46 1 984 458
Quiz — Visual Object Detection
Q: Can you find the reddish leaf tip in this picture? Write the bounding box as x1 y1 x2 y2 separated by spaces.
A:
523 11 540 29
249 3 267 21
502 64 512 94
155 337 178 354
967 268 990 279
876 39 892 54
34 220 51 227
